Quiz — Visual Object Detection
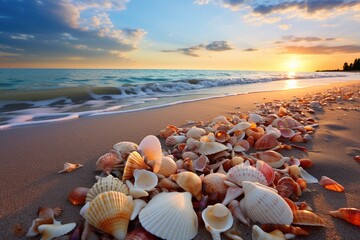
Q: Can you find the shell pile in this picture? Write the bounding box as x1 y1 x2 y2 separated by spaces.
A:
27 84 360 239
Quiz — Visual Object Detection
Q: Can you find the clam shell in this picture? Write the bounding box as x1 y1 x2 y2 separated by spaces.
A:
38 223 76 240
147 156 177 177
202 173 228 203
171 171 202 201
165 135 187 146
68 187 89 205
252 150 285 168
86 174 128 202
125 227 158 240
139 192 198 240
138 135 162 161
122 151 150 181
256 160 275 185
96 151 121 174
133 169 158 191
212 115 231 125
186 127 207 139
226 161 267 186
193 154 209 172
86 191 134 239
215 130 230 143
241 181 293 224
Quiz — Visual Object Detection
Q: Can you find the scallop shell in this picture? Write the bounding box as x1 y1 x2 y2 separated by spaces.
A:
138 135 162 162
165 135 187 146
186 127 207 139
86 191 134 239
195 141 228 156
147 156 177 177
202 203 233 240
125 227 158 240
96 151 121 174
227 122 252 135
318 176 344 192
122 151 150 181
276 176 297 199
329 208 360 227
254 133 279 151
226 161 267 186
255 160 275 185
133 169 158 191
241 181 293 224
171 171 202 201
68 187 89 205
113 141 138 158
292 210 325 226
139 192 198 240
86 174 128 202
38 223 76 240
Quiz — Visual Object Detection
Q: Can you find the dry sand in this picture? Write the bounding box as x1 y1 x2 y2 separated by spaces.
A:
0 81 359 239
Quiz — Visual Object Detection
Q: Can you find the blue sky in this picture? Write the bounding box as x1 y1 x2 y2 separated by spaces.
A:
1 0 360 70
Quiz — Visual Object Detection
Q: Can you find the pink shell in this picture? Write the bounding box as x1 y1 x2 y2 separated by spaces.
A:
256 160 275 185
95 151 121 174
226 161 267 186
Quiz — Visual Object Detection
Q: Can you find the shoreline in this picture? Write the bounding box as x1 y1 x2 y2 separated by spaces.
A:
1 80 359 239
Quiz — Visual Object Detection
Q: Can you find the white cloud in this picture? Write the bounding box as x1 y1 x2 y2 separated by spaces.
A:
10 34 35 40
279 24 291 30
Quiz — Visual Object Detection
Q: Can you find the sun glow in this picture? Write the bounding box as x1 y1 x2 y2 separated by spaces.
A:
287 58 300 72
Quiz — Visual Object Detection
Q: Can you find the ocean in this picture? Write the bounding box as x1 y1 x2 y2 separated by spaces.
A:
0 69 358 130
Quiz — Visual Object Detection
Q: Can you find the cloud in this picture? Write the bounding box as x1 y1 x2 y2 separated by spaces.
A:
279 24 291 30
282 36 337 42
162 41 233 57
0 0 145 62
243 48 258 51
281 45 360 54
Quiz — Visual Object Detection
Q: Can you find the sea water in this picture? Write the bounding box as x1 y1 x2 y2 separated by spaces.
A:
0 69 358 129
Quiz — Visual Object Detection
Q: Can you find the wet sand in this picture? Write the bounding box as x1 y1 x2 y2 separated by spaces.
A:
0 81 359 239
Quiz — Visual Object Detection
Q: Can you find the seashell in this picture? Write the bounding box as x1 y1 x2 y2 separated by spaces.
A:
237 139 250 151
247 135 255 147
212 115 231 125
248 113 263 123
230 156 244 166
296 201 313 211
287 157 300 166
221 186 244 206
147 156 177 177
309 101 322 108
251 150 285 168
139 192 198 240
227 122 252 135
354 155 360 162
186 137 198 151
288 165 300 177
276 177 297 199
299 158 313 168
171 171 202 200
290 133 306 143
299 167 318 183
157 177 180 190
279 128 295 138
122 151 150 181
252 225 286 240
195 141 228 156
265 125 281 138
159 125 178 138
233 130 246 140
26 216 55 237
95 151 121 174
254 133 279 151
214 130 230 143
232 143 246 152
133 169 158 191
68 187 89 205
125 226 158 240
186 127 207 139
38 223 76 240
183 158 195 172
113 141 138 159
193 154 210 172
283 198 299 212
256 160 275 185
126 180 149 199
245 127 265 141
182 151 200 160
202 203 233 240
329 208 360 227
165 135 187 146
130 199 147 221
278 106 288 117
228 200 250 225
318 176 344 192
86 174 128 202
227 161 267 186
138 135 162 161
295 177 308 191
86 191 134 239
202 173 228 203
260 224 309 236
272 116 301 129
241 181 293 224
57 162 83 173
292 210 325 226
200 132 216 142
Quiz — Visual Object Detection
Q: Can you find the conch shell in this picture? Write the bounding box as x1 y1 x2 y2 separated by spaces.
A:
58 162 83 173
202 203 234 240
329 208 360 227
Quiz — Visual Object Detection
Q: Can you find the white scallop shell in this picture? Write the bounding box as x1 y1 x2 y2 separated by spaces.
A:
195 141 228 156
139 192 198 240
133 169 158 191
86 174 128 202
113 141 138 157
227 122 252 135
186 127 207 140
86 191 134 240
165 135 187 146
226 161 267 186
241 181 293 224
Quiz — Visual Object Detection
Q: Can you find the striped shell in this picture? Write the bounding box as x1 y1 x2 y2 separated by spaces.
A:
186 127 207 139
171 171 202 201
139 192 198 240
86 175 128 202
122 151 150 181
194 141 228 156
86 191 134 239
113 141 138 158
241 181 293 224
227 161 267 186
147 156 177 177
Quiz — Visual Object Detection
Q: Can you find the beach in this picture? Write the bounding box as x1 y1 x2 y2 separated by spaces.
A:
0 80 359 239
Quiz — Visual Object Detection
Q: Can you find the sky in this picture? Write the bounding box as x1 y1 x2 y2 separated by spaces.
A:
0 0 360 71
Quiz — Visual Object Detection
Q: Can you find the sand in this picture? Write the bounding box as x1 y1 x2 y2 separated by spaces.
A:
0 81 359 239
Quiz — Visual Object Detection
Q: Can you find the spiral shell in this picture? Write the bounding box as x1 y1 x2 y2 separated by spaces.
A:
86 191 134 239
86 174 128 202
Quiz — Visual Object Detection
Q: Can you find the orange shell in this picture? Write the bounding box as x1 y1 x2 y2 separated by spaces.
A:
292 210 325 226
260 224 309 236
319 176 345 192
171 171 202 201
68 187 89 205
329 208 360 227
299 158 313 168
283 198 298 212
122 151 149 181
254 133 279 151
159 125 178 139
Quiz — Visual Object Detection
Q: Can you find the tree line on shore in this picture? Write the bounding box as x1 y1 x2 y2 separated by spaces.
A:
343 58 360 71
